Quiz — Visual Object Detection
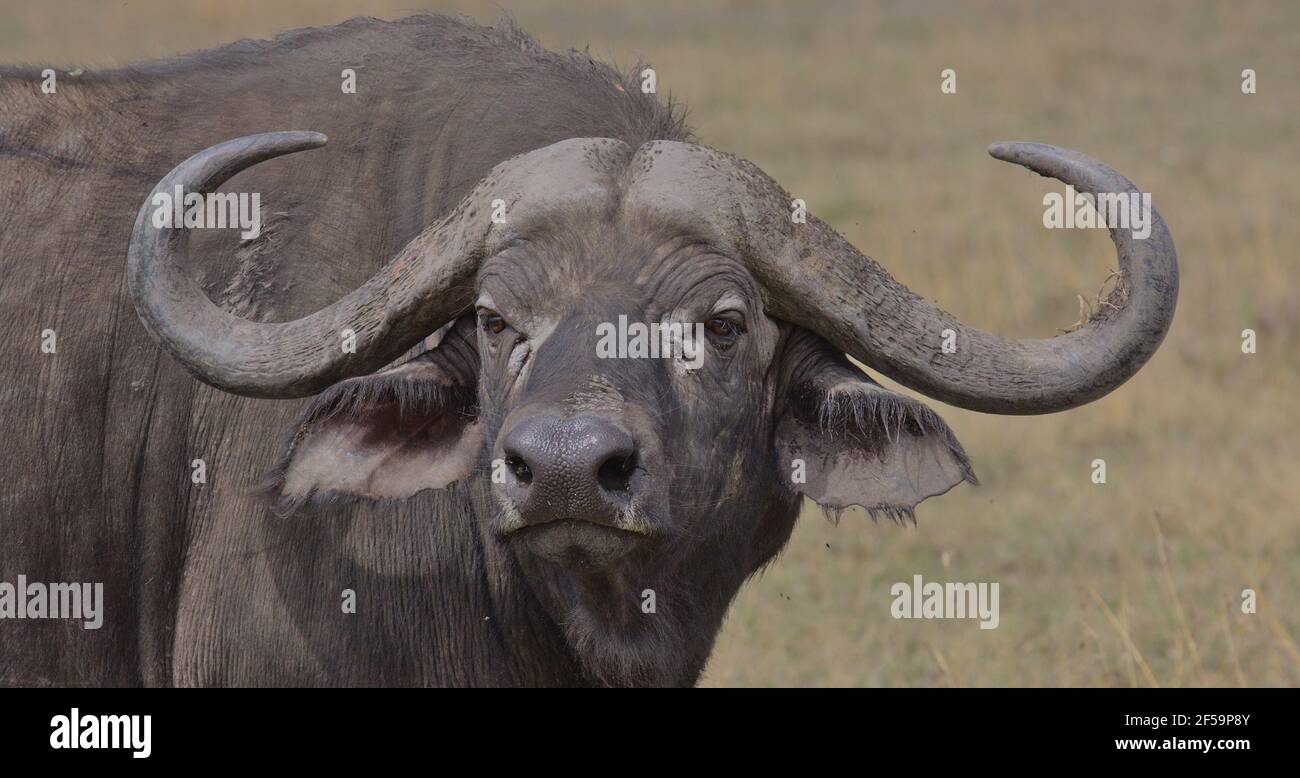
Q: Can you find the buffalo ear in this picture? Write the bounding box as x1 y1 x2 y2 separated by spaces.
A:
267 317 481 511
775 334 976 521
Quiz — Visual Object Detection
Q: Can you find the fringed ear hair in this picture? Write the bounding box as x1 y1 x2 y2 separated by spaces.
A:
262 319 482 515
776 337 975 523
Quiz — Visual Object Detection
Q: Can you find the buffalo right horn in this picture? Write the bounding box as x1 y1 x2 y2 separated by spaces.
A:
127 131 490 398
129 134 635 398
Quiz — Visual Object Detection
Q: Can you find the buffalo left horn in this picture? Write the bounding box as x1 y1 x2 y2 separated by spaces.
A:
647 141 1179 415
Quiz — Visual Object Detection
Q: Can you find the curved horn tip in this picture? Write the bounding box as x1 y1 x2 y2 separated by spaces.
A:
271 130 328 149
987 140 1056 165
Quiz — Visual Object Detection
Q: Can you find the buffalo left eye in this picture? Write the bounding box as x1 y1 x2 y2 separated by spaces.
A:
480 313 507 335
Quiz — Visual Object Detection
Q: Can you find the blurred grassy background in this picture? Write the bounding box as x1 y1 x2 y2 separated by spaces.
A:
4 0 1297 686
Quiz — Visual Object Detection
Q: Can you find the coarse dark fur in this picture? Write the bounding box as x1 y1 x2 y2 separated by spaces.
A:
0 15 969 687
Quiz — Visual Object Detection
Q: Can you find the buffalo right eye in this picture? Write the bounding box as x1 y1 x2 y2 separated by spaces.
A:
704 315 745 344
480 313 507 335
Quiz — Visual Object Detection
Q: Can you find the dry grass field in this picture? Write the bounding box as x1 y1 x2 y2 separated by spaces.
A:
3 0 1297 686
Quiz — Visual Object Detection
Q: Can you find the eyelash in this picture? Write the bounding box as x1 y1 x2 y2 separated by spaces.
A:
480 312 507 335
705 315 745 341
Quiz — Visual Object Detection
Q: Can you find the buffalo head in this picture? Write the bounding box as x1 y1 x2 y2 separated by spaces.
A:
126 131 1177 683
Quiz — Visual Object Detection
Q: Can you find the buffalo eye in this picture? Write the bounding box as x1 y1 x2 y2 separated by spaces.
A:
480 312 507 335
704 314 745 345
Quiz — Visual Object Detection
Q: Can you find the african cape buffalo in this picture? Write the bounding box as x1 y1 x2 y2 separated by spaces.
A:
0 15 1177 686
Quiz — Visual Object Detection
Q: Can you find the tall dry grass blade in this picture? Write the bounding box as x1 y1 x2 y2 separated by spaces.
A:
1149 511 1204 684
1219 596 1247 688
926 641 961 688
1269 618 1300 673
1081 618 1114 684
1089 587 1160 688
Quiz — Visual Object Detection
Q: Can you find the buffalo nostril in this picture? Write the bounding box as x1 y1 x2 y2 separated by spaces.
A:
501 414 640 521
505 455 533 485
596 451 637 493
